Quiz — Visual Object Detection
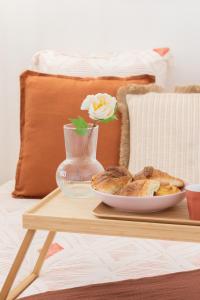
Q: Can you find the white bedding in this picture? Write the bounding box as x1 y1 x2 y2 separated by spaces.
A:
0 181 200 298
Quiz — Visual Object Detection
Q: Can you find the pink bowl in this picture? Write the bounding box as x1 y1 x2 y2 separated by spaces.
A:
92 188 186 213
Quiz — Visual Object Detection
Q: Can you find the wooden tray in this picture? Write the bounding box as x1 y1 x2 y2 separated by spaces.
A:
93 200 200 226
22 187 200 243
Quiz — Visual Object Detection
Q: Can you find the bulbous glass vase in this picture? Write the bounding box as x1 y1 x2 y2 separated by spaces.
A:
56 124 104 198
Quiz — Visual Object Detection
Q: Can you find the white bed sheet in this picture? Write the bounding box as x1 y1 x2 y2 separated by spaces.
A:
0 181 200 298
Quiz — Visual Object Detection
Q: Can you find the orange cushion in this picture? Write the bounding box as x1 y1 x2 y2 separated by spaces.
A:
13 71 155 198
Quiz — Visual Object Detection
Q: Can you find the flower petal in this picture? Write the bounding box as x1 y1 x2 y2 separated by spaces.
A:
82 93 117 120
81 95 93 110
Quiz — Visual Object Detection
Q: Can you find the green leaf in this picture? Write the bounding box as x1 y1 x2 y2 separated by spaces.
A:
69 116 88 136
75 127 88 136
99 114 118 124
70 116 88 128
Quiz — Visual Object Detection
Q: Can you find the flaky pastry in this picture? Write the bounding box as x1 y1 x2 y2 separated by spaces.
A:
119 179 160 197
155 185 181 196
91 166 133 194
134 166 184 188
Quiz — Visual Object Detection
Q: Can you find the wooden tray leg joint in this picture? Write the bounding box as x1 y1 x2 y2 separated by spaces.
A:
0 230 56 300
33 231 56 276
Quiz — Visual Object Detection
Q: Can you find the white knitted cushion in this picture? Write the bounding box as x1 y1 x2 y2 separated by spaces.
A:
127 93 200 183
31 49 172 87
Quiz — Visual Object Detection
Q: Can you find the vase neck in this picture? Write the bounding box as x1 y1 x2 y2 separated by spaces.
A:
64 124 98 159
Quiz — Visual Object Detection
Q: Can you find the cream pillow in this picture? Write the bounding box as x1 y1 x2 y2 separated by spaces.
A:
117 84 163 167
31 48 172 87
127 93 200 183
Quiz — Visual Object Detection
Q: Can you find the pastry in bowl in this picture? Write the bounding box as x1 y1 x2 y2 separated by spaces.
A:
91 166 133 194
134 166 184 188
119 179 160 197
155 185 181 196
91 166 186 213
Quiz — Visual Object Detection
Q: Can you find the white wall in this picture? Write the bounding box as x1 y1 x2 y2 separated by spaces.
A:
0 0 200 183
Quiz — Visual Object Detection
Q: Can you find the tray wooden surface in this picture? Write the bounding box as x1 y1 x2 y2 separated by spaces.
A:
93 200 198 226
23 186 200 243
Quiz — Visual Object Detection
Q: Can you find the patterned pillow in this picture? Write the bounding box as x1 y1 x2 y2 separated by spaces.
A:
31 48 171 87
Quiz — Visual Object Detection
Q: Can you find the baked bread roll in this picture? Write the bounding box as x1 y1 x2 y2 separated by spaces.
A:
119 179 160 197
155 185 181 196
91 166 133 194
134 166 184 188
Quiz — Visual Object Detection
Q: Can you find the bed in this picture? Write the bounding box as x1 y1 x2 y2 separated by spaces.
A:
1 181 200 298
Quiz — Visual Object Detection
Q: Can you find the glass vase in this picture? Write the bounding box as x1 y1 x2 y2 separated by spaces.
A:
56 123 104 198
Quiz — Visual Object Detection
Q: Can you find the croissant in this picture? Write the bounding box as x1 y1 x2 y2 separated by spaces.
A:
155 185 181 196
91 166 133 194
134 166 184 188
119 179 160 197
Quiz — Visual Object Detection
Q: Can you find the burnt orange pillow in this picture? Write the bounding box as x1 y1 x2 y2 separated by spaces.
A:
13 71 154 198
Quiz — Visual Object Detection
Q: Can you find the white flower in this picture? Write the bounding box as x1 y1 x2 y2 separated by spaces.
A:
81 93 117 120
